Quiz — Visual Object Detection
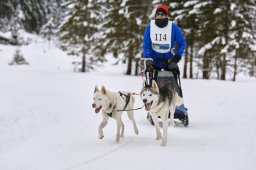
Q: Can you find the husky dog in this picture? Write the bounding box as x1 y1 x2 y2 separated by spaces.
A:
92 86 139 143
140 80 183 146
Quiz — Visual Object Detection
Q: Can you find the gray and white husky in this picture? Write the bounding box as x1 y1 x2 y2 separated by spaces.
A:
92 86 139 143
140 80 183 146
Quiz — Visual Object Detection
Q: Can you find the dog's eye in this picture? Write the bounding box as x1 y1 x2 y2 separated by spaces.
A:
143 94 145 96
98 98 102 100
149 94 152 96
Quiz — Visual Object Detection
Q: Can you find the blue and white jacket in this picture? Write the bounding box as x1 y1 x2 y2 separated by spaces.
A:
143 22 186 69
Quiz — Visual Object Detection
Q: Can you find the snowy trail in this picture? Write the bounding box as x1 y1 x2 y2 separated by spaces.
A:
66 139 135 170
0 68 255 170
1 43 256 169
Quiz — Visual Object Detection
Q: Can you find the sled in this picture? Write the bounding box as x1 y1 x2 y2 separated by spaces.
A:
142 58 189 127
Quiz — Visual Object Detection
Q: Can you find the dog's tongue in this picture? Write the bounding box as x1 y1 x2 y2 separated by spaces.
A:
145 103 151 111
95 106 102 113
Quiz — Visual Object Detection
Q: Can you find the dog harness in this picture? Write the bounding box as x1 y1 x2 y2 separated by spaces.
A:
105 92 131 118
106 104 114 117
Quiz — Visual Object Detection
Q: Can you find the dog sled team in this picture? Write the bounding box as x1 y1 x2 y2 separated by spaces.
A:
92 4 189 146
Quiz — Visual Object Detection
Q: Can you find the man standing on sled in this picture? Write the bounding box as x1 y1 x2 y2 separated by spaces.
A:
142 4 189 126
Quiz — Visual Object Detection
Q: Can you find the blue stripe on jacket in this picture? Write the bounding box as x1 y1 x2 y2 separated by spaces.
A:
142 22 186 69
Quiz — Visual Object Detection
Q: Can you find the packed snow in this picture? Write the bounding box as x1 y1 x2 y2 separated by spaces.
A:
0 39 256 170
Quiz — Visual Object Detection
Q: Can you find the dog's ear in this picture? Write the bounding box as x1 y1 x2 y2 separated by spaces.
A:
101 86 107 94
152 80 159 92
94 85 99 93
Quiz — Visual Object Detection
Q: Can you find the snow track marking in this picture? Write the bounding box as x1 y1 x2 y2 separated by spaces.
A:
66 139 134 170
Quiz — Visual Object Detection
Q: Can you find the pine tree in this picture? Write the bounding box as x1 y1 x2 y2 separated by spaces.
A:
101 0 152 75
99 0 124 61
123 0 152 75
231 0 256 80
59 0 102 72
169 0 200 79
0 0 63 33
0 0 13 32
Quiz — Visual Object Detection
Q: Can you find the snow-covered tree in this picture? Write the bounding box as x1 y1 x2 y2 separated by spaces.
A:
0 0 63 33
169 0 200 79
231 0 256 80
168 0 256 81
59 0 103 72
100 0 152 75
121 0 152 75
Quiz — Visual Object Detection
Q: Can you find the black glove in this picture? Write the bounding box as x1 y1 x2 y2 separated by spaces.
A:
167 62 180 75
141 58 153 72
146 62 154 72
173 54 181 63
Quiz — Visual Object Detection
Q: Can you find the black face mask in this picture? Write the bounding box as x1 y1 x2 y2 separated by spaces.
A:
155 18 169 28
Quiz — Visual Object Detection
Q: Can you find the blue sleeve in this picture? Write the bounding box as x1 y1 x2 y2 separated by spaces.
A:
142 24 158 59
173 24 186 56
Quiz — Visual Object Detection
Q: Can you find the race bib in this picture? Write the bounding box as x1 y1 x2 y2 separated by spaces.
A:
150 20 172 53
